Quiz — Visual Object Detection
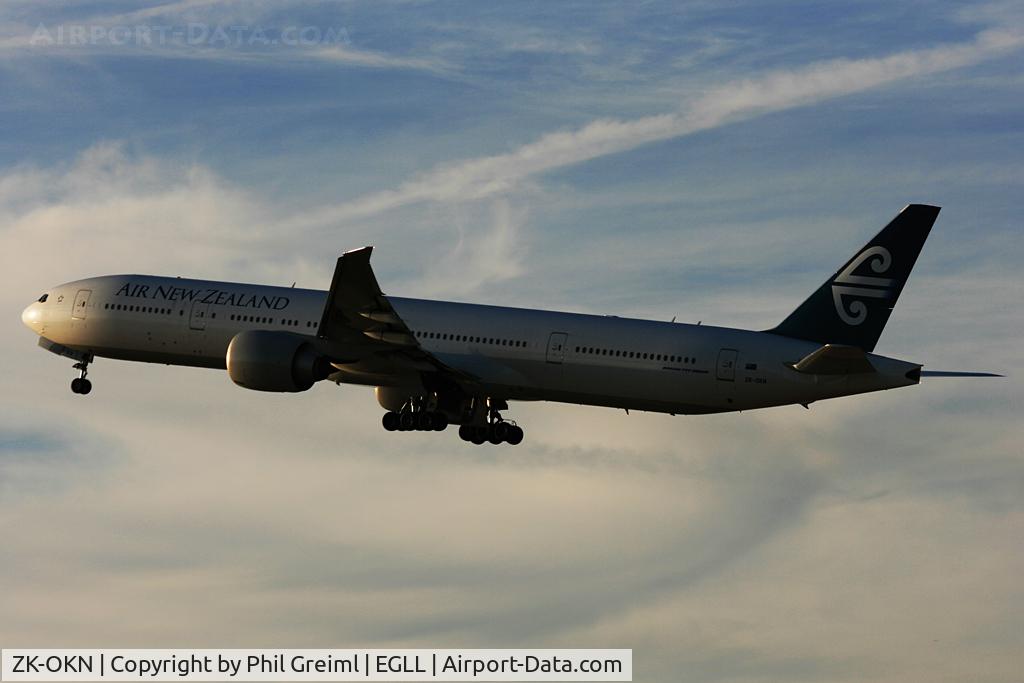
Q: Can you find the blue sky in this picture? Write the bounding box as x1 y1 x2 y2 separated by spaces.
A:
1 2 1022 681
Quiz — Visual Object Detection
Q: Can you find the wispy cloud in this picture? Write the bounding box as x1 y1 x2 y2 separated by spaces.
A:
282 27 1024 233
0 1 449 75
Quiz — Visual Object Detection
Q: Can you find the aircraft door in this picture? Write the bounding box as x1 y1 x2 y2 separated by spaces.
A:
189 301 210 331
716 348 738 381
546 332 568 364
72 289 92 320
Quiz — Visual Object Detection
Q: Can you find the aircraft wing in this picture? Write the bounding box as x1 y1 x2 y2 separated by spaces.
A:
317 246 415 348
316 247 479 384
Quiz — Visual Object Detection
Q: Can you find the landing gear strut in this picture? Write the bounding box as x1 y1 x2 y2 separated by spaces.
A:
70 356 93 395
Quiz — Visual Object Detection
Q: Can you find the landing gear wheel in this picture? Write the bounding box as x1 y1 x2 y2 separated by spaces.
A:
416 412 434 431
506 425 523 445
70 356 93 395
382 412 400 431
470 426 488 445
492 422 510 444
458 424 473 441
431 412 448 431
399 412 416 431
487 424 504 445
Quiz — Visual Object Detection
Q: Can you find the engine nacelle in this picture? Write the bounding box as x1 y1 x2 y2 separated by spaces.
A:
375 384 425 412
226 330 331 392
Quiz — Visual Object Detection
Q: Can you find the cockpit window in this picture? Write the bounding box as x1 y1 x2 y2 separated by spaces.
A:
37 293 48 303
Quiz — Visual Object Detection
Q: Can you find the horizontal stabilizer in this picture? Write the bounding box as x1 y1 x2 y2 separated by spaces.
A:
790 344 876 375
920 370 1004 377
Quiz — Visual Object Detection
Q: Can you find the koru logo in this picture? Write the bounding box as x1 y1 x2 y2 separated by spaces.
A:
831 246 895 325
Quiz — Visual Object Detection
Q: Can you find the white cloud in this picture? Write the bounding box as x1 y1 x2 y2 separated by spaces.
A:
0 2 449 75
281 26 1024 233
0 142 267 291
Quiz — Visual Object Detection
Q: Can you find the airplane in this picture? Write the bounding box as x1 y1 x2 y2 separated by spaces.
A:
21 204 1000 445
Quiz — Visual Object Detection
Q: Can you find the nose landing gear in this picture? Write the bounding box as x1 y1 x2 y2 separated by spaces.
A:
70 357 93 395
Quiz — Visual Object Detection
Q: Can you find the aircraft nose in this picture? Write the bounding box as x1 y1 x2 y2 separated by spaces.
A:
22 302 39 330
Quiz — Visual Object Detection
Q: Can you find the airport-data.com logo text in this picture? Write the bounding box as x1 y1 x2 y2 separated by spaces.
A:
28 23 352 48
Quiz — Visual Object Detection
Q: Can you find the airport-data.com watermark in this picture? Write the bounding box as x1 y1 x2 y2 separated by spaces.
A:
28 23 352 48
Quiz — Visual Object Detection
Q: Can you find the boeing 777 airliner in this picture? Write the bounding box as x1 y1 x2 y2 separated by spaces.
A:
21 204 999 445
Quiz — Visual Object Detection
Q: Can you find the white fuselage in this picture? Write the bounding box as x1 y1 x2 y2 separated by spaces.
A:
21 274 920 414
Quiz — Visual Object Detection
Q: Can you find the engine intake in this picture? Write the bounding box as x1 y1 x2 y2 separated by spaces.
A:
226 330 331 392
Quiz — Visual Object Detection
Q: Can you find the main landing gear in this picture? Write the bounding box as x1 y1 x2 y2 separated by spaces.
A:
379 396 525 446
457 408 524 446
70 357 93 395
381 405 449 432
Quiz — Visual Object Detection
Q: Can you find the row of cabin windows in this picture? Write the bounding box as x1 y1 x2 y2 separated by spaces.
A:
98 304 694 364
104 303 318 329
413 331 527 348
228 313 317 328
575 345 697 364
105 303 174 315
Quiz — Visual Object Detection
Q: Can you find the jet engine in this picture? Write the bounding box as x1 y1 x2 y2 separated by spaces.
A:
375 385 426 412
226 330 332 392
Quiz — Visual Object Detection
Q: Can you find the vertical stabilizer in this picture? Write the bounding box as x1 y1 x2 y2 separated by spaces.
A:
768 204 940 351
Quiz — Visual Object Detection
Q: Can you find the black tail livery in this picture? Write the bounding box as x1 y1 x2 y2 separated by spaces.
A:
769 204 940 352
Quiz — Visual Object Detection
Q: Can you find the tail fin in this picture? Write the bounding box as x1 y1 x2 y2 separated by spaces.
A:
768 204 940 352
